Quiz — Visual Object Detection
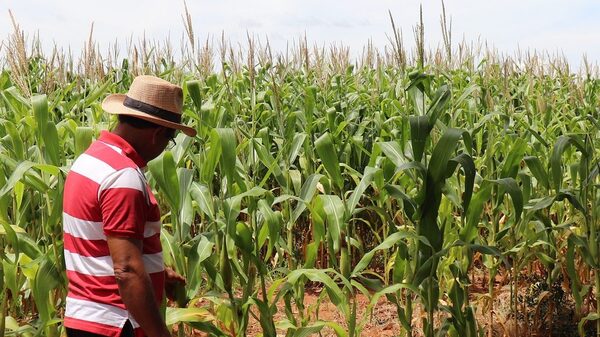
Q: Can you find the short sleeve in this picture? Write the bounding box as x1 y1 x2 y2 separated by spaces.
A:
99 167 148 239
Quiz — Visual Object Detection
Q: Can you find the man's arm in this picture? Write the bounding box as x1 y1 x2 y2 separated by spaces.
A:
107 236 171 337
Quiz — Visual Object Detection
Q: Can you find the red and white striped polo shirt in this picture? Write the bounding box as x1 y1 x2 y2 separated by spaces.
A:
63 131 165 337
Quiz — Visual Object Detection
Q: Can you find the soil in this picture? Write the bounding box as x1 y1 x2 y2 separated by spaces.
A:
182 265 594 337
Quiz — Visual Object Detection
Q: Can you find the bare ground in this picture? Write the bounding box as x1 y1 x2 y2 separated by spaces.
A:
184 265 594 337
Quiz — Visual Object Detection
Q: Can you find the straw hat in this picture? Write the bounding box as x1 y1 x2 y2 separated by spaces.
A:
102 75 197 137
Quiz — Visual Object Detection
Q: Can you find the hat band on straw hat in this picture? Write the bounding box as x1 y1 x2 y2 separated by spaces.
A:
123 96 182 123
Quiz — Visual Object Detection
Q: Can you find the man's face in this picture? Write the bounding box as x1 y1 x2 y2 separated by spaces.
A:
163 128 177 150
149 127 177 160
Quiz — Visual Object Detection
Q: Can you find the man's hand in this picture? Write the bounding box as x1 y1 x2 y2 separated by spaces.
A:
165 266 186 284
164 267 186 302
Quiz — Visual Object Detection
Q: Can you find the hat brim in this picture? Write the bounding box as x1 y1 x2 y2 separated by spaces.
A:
102 94 197 137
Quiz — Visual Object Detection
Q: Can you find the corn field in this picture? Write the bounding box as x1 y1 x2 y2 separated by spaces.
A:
0 12 599 337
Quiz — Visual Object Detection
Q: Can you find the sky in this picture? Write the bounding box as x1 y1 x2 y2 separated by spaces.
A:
1 0 599 70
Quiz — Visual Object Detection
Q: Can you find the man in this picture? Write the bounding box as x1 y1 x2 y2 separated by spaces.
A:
62 75 195 337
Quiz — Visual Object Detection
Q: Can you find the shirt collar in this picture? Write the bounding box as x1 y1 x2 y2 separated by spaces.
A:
98 130 147 168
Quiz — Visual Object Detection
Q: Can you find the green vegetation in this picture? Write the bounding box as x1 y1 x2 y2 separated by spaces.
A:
0 11 599 337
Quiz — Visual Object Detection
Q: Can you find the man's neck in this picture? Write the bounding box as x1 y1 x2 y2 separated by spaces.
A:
112 124 151 162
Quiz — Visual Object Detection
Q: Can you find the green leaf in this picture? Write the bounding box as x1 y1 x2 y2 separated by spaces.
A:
33 255 61 322
74 127 94 157
488 178 523 223
523 155 549 189
148 151 180 211
409 115 430 162
0 161 39 198
378 141 406 168
525 196 555 212
0 156 50 193
32 95 48 142
2 260 18 304
248 297 277 337
186 80 203 112
186 235 213 298
2 121 24 160
384 184 417 221
453 83 479 107
463 183 492 242
200 130 222 184
367 283 420 316
578 313 599 337
315 195 345 252
214 128 238 186
304 86 317 125
567 236 583 310
1 222 19 260
252 138 288 190
186 321 229 337
315 132 343 191
427 84 451 126
353 230 428 275
448 153 476 214
83 80 112 107
43 121 60 165
407 72 429 115
429 128 463 183
178 168 194 212
287 269 346 314
160 229 185 275
463 243 507 266
288 132 307 165
418 128 463 255
556 190 586 214
304 242 319 268
165 307 214 326
227 186 267 206
346 166 378 217
15 232 42 259
195 235 214 264
291 174 323 224
291 321 348 337
500 138 526 179
167 307 228 336
551 135 586 193
258 199 281 251
190 182 215 220
235 222 253 253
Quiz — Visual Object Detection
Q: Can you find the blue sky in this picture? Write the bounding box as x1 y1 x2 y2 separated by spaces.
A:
1 0 599 70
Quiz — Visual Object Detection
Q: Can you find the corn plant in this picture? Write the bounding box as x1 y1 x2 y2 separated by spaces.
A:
1 18 600 337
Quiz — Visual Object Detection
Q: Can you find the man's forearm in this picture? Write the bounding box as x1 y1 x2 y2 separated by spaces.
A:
108 236 170 337
115 268 170 337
